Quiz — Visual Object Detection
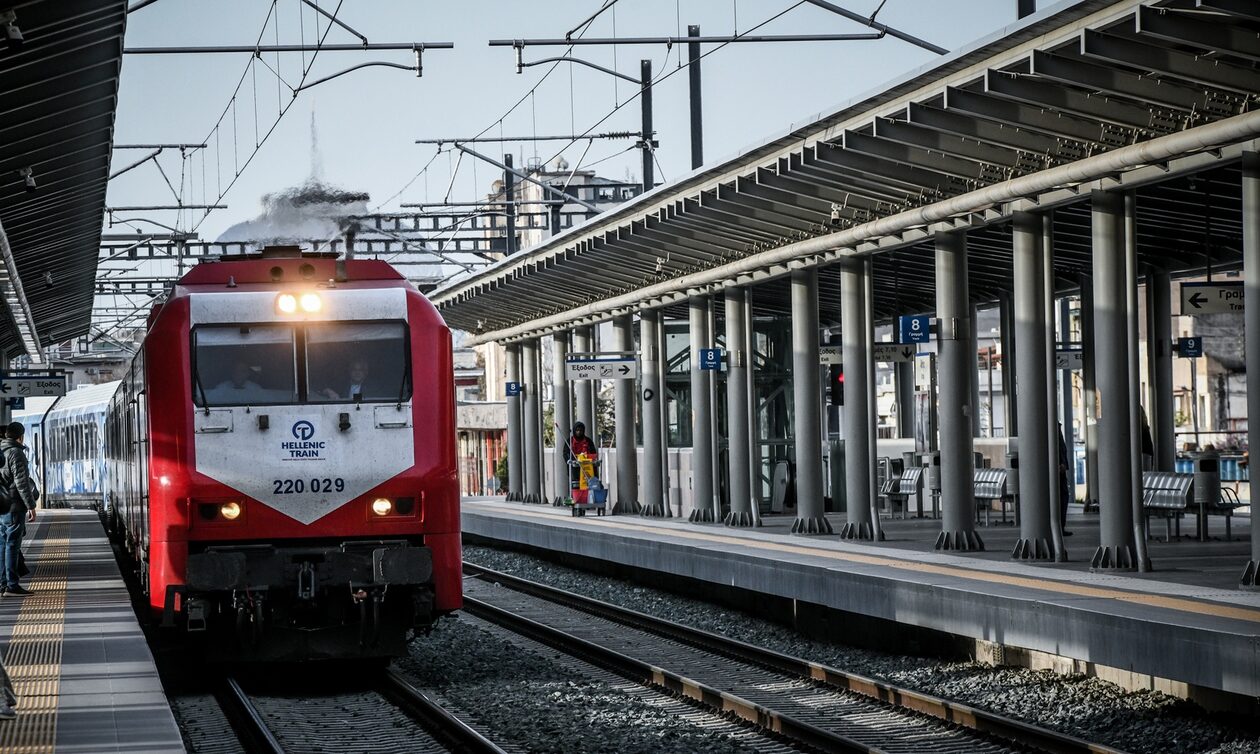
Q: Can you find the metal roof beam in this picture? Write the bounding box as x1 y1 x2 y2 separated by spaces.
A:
666 204 770 247
737 174 835 216
811 141 953 196
1135 5 1260 63
692 193 807 237
904 101 1071 158
710 186 821 234
785 152 918 207
983 70 1171 132
1078 29 1260 96
1197 0 1260 22
871 117 1024 169
943 86 1112 144
768 160 885 214
842 129 996 183
1030 49 1224 114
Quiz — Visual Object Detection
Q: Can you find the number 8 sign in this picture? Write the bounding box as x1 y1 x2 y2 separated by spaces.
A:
899 314 931 344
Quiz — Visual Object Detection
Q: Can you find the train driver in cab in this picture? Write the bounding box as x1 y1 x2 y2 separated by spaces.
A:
214 362 262 394
319 359 372 402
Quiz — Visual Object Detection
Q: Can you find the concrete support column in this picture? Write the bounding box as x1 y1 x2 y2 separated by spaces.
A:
639 309 666 516
612 315 639 514
790 270 831 534
521 338 544 504
935 231 983 550
999 292 1017 437
551 332 572 505
573 325 597 439
656 315 672 517
1125 193 1153 572
505 343 524 501
688 297 718 522
1241 151 1260 589
724 288 759 526
1090 190 1137 570
1012 212 1052 560
839 258 876 539
1147 270 1176 471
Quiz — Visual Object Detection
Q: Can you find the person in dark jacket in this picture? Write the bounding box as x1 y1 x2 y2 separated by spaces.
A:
562 422 599 504
0 422 38 597
1057 423 1073 537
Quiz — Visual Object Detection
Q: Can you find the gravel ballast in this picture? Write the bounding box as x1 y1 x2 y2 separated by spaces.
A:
463 544 1260 754
400 613 788 754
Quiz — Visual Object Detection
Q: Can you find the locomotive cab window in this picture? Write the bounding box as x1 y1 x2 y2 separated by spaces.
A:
193 326 298 407
306 322 411 403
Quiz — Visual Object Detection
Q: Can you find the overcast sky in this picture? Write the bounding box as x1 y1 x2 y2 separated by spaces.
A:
109 0 1033 242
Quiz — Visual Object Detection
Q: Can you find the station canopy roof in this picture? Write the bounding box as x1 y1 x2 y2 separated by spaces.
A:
431 0 1260 345
0 0 127 360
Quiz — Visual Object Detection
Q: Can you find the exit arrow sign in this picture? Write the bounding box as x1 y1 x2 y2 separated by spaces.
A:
1180 282 1243 315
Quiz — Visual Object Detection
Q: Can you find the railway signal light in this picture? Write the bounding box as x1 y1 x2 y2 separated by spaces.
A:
829 365 844 406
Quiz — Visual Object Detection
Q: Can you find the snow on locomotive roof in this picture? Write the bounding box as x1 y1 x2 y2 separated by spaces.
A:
46 380 122 414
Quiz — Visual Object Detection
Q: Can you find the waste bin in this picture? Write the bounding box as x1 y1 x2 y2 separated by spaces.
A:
924 451 942 493
1191 450 1221 541
771 459 795 513
1192 451 1221 506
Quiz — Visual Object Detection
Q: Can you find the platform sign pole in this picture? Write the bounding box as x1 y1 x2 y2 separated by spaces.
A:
638 310 666 517
1241 150 1260 589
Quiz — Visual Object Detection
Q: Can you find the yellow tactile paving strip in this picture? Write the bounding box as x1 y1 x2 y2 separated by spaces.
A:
474 504 1260 627
0 515 69 754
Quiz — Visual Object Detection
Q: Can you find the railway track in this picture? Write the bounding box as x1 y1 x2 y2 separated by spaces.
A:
213 670 508 754
463 560 1131 754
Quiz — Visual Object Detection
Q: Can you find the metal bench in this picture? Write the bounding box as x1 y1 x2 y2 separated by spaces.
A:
879 467 924 520
973 468 1010 526
1209 486 1244 541
1141 471 1191 542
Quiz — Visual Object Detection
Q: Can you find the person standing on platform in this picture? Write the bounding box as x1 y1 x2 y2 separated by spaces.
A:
0 422 39 597
562 422 599 504
1057 423 1073 537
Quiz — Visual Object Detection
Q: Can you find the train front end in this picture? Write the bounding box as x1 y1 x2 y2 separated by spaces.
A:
136 254 459 661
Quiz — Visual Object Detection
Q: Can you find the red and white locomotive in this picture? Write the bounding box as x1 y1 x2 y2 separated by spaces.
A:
104 247 460 661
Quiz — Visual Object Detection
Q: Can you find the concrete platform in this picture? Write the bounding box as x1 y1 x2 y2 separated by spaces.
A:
463 497 1260 702
0 509 183 753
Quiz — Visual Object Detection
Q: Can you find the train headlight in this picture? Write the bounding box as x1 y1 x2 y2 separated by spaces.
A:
299 292 322 313
276 293 298 314
371 498 393 516
220 501 242 520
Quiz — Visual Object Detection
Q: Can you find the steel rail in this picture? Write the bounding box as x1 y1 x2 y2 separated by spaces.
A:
463 561 1133 754
461 593 866 754
215 677 286 754
379 669 509 754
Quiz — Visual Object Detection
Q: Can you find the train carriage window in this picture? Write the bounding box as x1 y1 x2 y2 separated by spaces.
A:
305 323 411 404
193 326 298 407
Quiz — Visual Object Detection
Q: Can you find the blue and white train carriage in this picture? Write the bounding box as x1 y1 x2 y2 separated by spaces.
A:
15 381 120 509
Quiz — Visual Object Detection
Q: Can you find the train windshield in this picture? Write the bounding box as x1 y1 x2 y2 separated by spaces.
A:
306 323 411 403
193 326 298 407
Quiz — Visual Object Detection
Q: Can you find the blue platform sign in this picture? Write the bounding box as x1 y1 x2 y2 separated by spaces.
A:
899 314 931 344
1178 337 1203 358
697 348 723 371
6 397 23 410
505 381 521 397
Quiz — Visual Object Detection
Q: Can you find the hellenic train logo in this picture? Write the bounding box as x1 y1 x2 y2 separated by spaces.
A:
292 420 315 441
283 420 326 459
